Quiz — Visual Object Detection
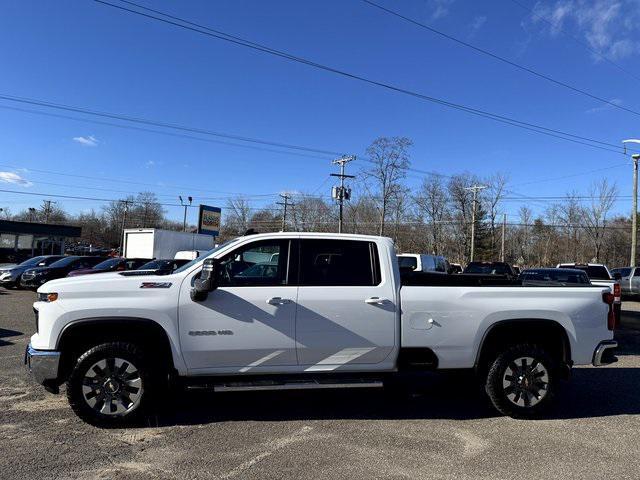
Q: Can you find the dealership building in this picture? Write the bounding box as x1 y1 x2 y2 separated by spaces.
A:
0 220 81 263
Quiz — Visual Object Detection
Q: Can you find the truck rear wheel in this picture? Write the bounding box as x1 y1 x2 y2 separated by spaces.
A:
485 344 556 419
66 342 154 427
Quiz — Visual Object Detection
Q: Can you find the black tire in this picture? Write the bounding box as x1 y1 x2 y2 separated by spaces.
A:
66 342 155 427
485 344 557 419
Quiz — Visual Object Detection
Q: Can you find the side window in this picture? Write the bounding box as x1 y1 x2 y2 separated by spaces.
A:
299 240 380 286
218 240 289 287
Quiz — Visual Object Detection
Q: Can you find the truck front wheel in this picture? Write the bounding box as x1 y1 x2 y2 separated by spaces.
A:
66 342 154 426
485 344 557 418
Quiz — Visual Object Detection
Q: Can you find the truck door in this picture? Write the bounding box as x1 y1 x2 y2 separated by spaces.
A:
178 238 297 372
295 239 396 369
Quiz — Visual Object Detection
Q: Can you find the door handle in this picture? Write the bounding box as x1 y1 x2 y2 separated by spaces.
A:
267 297 292 305
365 297 388 305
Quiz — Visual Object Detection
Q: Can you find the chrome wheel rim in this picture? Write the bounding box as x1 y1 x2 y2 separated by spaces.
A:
502 356 549 408
82 357 143 416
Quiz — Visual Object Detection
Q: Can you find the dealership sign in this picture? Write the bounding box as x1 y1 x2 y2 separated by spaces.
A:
198 205 221 236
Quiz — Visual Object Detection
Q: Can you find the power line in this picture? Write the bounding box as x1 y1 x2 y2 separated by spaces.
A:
91 0 632 155
361 0 640 118
507 0 640 84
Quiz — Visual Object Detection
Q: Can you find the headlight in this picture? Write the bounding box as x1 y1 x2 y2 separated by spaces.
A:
37 292 58 302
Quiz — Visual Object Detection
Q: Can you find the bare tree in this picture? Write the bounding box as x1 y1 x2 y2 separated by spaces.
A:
414 175 449 254
558 193 585 262
582 179 617 262
224 197 252 235
484 173 508 258
363 136 412 235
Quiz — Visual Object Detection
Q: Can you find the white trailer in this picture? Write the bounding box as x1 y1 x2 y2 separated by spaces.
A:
122 228 214 260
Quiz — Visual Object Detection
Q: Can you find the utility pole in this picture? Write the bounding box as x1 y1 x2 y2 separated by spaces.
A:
465 185 487 262
118 200 130 256
501 213 506 262
179 196 193 232
330 155 356 233
277 193 293 231
632 155 640 267
28 207 37 222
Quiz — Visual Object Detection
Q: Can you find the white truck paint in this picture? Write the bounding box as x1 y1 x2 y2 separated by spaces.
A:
122 228 214 260
27 232 618 424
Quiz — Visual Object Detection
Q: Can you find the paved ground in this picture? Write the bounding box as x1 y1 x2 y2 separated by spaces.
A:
2 288 640 479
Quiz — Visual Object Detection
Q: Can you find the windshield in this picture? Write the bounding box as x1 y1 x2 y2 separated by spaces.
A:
18 256 46 267
93 258 121 270
138 260 170 270
521 269 589 284
173 238 242 274
48 256 79 268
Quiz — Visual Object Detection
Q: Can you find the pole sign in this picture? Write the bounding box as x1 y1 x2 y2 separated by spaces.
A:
197 205 221 236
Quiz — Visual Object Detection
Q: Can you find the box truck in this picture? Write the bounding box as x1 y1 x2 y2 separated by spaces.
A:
122 229 214 260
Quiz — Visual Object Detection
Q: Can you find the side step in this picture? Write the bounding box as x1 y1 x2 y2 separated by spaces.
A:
186 378 384 392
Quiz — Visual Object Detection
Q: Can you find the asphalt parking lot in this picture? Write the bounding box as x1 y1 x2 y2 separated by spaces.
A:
2 289 640 479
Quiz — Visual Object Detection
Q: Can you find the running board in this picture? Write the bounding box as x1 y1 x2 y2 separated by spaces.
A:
186 379 384 392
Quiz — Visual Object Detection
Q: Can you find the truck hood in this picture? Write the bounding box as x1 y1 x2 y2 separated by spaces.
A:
37 271 181 295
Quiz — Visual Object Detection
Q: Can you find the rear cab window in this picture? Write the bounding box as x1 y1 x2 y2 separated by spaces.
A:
299 239 380 286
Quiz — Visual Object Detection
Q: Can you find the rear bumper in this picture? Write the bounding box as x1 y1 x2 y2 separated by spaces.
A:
24 344 61 384
592 340 618 366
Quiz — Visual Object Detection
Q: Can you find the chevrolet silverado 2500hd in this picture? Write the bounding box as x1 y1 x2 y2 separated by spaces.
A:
26 232 618 426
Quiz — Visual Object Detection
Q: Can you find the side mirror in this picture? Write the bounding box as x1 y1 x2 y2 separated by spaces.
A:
190 258 218 301
613 272 622 281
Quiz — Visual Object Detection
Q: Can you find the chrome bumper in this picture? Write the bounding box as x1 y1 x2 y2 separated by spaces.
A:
592 340 618 367
25 344 61 384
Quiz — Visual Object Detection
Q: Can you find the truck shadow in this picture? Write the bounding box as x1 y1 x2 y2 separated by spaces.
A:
0 328 24 348
147 366 640 427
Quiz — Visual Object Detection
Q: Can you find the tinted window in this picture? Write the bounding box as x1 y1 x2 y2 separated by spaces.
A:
300 240 379 286
521 269 589 284
398 256 418 271
49 256 79 268
217 240 288 287
614 268 632 277
464 263 511 275
560 265 611 280
93 258 122 270
18 256 46 267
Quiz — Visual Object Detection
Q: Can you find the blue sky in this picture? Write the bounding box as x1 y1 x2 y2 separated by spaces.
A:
2 0 640 224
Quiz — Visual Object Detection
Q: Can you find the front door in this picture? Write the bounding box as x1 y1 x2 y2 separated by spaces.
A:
294 239 397 370
178 238 298 373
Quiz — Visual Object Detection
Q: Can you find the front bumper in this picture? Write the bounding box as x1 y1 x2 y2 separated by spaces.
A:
25 344 61 384
20 277 48 289
592 340 618 366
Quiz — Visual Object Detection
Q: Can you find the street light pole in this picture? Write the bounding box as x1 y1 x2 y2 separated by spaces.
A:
465 185 487 262
179 196 193 232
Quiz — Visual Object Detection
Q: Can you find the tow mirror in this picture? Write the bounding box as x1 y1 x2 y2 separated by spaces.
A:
613 272 622 281
191 258 218 301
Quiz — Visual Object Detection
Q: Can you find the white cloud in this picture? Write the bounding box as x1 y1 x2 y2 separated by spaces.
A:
0 171 32 187
145 160 155 167
427 0 455 20
529 1 640 61
586 98 623 113
469 15 487 36
73 135 99 147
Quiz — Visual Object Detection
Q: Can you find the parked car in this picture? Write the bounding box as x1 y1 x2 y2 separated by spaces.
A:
397 253 449 273
610 267 639 298
26 232 617 426
20 256 107 289
463 261 518 278
136 258 190 275
512 266 521 275
67 258 150 277
556 263 621 322
0 255 65 288
520 268 590 286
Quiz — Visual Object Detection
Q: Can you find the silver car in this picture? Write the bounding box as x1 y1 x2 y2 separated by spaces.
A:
610 267 638 297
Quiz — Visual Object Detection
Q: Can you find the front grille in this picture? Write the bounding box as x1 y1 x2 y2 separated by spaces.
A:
22 273 35 281
33 307 39 333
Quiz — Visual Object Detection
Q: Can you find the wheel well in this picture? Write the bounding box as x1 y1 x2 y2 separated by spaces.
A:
56 318 175 383
475 319 571 376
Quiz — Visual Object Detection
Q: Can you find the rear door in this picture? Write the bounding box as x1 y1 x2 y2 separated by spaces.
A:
295 239 396 369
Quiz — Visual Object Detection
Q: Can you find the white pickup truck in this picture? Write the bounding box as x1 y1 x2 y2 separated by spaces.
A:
26 232 618 426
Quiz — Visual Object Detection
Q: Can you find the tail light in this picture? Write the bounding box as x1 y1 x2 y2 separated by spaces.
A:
613 283 621 303
602 292 616 331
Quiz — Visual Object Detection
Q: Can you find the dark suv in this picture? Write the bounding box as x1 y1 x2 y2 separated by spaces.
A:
20 256 107 290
